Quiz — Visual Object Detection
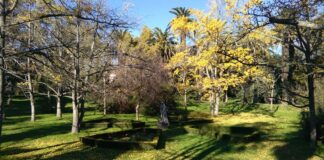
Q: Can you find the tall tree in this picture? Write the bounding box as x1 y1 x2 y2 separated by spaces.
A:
154 27 176 62
249 0 323 146
169 7 191 50
0 0 18 142
169 2 269 116
170 7 193 108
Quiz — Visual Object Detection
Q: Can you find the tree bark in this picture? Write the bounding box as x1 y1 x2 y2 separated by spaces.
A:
210 92 215 116
223 90 228 103
180 32 186 51
71 54 80 133
71 79 80 133
136 103 139 121
270 83 275 111
103 95 107 115
287 38 296 103
56 87 62 119
27 57 36 122
0 0 6 142
242 85 248 104
27 4 36 122
56 96 62 119
71 1 81 133
71 90 79 133
103 77 107 115
78 96 85 129
253 85 258 104
307 64 317 147
306 52 317 147
214 91 220 116
184 89 187 111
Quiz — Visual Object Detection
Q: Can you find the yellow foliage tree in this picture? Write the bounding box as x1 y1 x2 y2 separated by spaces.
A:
170 2 268 116
168 50 193 110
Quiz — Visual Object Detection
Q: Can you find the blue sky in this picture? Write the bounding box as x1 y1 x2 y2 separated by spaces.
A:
106 0 283 55
108 0 210 36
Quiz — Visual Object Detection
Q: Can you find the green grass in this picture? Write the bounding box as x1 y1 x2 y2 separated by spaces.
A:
1 97 323 160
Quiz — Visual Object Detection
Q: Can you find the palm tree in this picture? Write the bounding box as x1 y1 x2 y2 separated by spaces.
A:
111 29 130 43
169 7 192 109
153 27 176 62
111 29 133 54
169 7 191 50
169 7 191 18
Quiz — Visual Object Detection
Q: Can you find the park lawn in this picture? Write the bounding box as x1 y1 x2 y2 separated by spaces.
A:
0 97 324 160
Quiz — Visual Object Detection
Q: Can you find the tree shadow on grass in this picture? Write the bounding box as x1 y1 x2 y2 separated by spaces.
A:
0 141 76 158
0 124 126 159
191 139 248 160
220 99 279 117
1 123 71 144
2 116 31 126
164 133 262 160
163 126 188 141
272 111 321 160
272 137 316 160
1 141 125 160
44 146 125 160
4 96 60 117
164 121 276 160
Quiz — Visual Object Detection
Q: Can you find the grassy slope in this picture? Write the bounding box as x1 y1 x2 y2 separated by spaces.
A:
0 97 323 160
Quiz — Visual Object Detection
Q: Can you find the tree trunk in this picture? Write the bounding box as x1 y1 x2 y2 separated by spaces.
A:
210 92 215 116
71 1 81 133
26 65 35 122
78 96 85 129
303 1 317 147
214 91 220 116
71 63 80 133
57 26 63 120
28 92 35 122
307 68 317 147
270 83 275 111
27 58 35 122
27 12 36 122
181 29 187 111
224 90 228 103
306 52 317 147
103 94 107 115
0 0 6 141
182 69 188 110
56 87 62 119
180 32 186 51
56 96 62 119
71 90 79 133
184 89 187 111
136 103 139 121
253 86 258 104
26 2 36 122
287 38 296 104
103 77 107 115
242 85 248 104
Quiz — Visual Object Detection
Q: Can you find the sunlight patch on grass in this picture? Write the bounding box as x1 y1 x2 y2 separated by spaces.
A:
212 112 278 127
